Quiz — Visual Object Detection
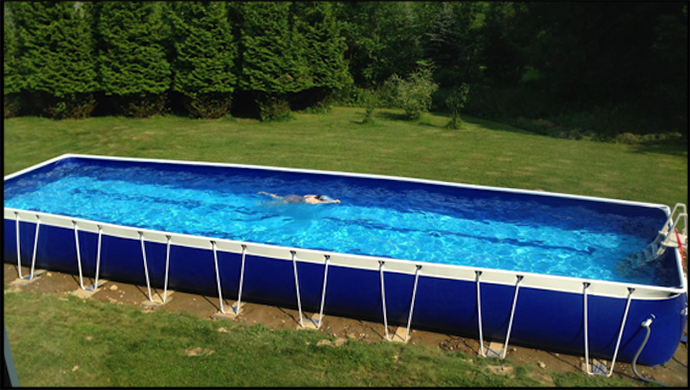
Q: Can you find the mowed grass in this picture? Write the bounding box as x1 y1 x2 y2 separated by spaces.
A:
4 290 633 387
3 107 687 387
4 106 687 208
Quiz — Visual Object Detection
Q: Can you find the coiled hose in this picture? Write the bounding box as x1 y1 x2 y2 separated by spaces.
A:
631 316 671 387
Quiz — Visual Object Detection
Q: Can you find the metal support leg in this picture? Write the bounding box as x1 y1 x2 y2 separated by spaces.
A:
584 283 635 377
404 265 423 342
15 213 23 279
73 221 85 290
28 216 41 280
314 255 330 329
583 283 593 373
163 235 171 302
212 241 225 313
292 251 304 327
379 261 390 341
476 271 488 357
87 226 103 291
139 232 153 302
233 245 247 315
500 275 523 358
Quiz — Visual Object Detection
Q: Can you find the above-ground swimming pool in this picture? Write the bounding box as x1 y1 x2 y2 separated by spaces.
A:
4 154 687 368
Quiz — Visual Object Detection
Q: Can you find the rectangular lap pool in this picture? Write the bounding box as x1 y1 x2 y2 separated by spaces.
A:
4 154 687 368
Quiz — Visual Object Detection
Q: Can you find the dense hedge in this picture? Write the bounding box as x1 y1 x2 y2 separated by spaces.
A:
168 2 237 118
7 2 98 118
92 2 171 117
3 1 350 120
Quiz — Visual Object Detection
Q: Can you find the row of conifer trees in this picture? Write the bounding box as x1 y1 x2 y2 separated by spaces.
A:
3 2 350 120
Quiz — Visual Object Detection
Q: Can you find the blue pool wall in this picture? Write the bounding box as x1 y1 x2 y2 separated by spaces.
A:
4 218 685 366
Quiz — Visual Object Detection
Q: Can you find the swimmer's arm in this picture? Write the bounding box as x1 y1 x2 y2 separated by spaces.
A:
258 191 282 199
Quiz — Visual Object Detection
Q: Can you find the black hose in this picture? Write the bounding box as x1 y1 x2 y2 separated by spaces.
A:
631 322 671 387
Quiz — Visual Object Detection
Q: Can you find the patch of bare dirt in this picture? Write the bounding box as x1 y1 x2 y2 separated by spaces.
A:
485 364 514 377
4 263 688 387
184 346 215 357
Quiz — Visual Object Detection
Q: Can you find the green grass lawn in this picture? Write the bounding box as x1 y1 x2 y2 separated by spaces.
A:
3 107 687 387
4 289 635 387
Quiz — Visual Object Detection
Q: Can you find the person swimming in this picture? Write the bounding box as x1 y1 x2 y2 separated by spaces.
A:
258 191 340 204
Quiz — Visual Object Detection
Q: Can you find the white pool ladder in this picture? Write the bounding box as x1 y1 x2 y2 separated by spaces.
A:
627 203 687 268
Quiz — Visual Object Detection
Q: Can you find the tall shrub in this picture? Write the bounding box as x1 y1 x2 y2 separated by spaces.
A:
290 2 351 111
445 83 471 129
3 10 22 118
239 2 307 121
8 1 98 119
386 66 439 120
168 2 237 118
94 2 171 117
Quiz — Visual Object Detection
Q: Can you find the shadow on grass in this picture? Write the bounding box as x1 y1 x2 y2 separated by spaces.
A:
349 117 381 127
374 110 447 128
375 111 410 122
456 113 689 158
458 114 535 135
417 120 440 128
627 140 688 158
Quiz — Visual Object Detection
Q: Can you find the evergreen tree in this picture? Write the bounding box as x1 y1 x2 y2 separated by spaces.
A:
335 2 424 88
291 1 351 111
239 1 307 120
423 4 463 70
8 1 98 119
4 8 22 117
422 2 483 88
168 2 237 118
95 1 171 117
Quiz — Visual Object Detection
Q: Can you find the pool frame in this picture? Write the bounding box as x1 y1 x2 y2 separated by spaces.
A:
4 154 688 368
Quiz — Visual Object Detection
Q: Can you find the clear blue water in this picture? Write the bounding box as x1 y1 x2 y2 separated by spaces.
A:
4 160 668 285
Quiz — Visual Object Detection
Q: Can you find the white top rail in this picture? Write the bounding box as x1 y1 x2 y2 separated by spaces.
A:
5 207 686 300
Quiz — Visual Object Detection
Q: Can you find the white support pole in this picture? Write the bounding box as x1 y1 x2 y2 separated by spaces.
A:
315 255 330 329
584 283 635 377
73 221 85 290
88 225 103 291
379 261 390 341
605 288 634 377
212 241 225 313
139 232 153 302
28 216 41 280
500 275 523 358
233 245 247 315
476 271 487 357
163 235 171 302
292 251 304 327
404 265 423 342
15 212 23 279
583 282 592 374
